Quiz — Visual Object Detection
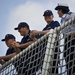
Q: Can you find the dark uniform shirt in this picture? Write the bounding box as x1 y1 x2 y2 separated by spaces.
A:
43 20 60 30
5 48 15 62
38 20 60 73
38 20 60 38
20 31 32 51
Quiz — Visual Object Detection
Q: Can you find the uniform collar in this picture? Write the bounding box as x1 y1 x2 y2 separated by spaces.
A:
47 20 54 25
62 14 66 19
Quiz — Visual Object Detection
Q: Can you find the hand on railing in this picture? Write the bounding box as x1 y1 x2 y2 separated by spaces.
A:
0 57 5 65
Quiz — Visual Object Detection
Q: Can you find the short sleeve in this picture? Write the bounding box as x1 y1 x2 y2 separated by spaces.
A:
54 21 60 27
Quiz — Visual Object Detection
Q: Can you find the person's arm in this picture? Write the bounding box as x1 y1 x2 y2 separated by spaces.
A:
12 43 22 54
19 41 33 48
14 48 21 54
30 30 50 41
31 30 50 35
36 30 49 35
0 53 16 61
30 37 37 42
13 41 33 49
30 32 38 42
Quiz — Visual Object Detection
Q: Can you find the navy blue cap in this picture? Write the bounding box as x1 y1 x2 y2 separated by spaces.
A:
43 10 53 16
1 34 15 41
14 22 29 30
55 4 70 12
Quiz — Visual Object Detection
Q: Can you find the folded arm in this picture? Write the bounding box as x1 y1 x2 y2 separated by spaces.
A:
13 41 33 50
30 30 50 41
31 30 50 35
0 53 16 65
0 53 16 61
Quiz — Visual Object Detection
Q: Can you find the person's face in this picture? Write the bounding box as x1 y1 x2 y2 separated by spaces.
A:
44 15 54 23
57 9 63 17
5 39 14 48
18 27 27 36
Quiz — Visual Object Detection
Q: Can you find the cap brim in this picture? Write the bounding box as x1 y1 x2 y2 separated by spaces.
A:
1 39 5 41
14 27 18 30
55 6 60 10
43 14 52 16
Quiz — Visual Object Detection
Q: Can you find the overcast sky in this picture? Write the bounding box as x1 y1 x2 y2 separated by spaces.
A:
0 0 75 55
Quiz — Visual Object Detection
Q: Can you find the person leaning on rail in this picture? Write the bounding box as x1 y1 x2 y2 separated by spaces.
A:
0 34 20 65
30 10 60 40
55 3 75 75
14 22 38 75
14 22 34 51
30 10 60 74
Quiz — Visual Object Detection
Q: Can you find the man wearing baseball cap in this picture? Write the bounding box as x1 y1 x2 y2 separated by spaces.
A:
0 34 18 65
30 10 60 39
14 22 38 74
30 10 60 74
0 34 24 75
14 22 33 51
55 3 75 75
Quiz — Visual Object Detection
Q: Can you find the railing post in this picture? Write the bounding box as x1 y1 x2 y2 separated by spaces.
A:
42 29 57 75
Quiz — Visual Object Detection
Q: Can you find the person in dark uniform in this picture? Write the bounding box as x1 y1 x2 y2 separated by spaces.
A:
0 34 17 65
14 22 33 51
14 22 35 75
55 4 75 75
30 10 60 74
30 10 60 40
0 34 22 75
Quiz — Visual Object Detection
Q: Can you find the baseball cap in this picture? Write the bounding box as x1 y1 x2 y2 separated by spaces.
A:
1 34 15 41
55 3 70 12
43 10 53 16
14 22 29 30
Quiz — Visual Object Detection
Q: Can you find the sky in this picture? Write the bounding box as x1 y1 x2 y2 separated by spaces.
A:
0 0 75 56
